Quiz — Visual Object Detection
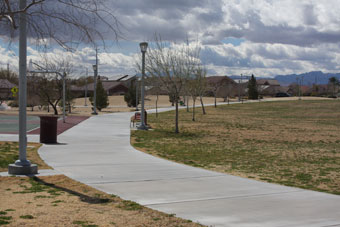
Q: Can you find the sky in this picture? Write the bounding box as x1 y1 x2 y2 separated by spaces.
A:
1 0 340 79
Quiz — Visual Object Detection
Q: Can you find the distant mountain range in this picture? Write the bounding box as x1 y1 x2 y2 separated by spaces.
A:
230 71 340 86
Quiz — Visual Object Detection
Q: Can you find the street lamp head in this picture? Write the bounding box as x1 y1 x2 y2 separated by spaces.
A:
139 42 148 53
92 64 97 71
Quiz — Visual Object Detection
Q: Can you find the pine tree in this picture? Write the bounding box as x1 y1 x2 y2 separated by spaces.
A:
124 82 138 107
89 80 109 111
248 74 259 100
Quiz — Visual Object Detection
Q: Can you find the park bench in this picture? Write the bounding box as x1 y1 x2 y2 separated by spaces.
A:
130 111 148 128
130 112 141 127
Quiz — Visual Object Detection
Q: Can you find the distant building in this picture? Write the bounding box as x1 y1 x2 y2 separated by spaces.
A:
71 75 135 97
0 79 17 99
206 76 238 98
257 79 284 96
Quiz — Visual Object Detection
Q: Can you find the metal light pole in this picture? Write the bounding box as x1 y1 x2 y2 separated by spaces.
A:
92 47 98 115
135 76 139 111
238 79 241 102
17 0 29 166
138 42 148 130
62 72 66 122
8 0 37 175
92 64 98 115
85 68 88 106
241 74 243 104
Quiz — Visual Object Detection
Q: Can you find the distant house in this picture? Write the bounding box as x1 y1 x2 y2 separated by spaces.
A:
257 79 283 96
116 75 136 87
0 79 17 100
287 84 313 96
71 80 129 97
206 76 237 98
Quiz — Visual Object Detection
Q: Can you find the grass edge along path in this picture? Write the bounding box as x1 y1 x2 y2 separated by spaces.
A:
131 100 340 195
0 141 51 172
0 175 202 226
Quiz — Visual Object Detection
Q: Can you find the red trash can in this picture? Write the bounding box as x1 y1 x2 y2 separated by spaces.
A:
39 115 58 144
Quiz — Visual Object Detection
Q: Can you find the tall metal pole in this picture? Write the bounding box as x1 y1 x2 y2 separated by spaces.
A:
140 51 146 129
92 48 98 115
238 79 241 102
18 0 29 166
85 69 88 106
9 0 37 175
135 78 139 111
241 74 243 104
62 72 66 122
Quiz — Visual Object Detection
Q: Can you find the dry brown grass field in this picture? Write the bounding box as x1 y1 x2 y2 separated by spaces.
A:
132 99 340 195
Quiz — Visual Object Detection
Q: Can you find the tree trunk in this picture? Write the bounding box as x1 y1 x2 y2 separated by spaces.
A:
200 96 206 115
186 96 189 112
192 98 196 121
68 103 72 113
175 100 179 133
156 93 158 118
214 94 217 108
51 104 58 115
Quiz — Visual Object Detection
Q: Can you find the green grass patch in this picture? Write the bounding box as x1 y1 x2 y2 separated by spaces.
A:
73 220 98 227
19 215 34 219
0 142 18 169
118 200 143 211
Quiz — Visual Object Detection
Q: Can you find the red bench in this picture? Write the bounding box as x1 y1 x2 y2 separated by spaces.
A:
130 112 141 127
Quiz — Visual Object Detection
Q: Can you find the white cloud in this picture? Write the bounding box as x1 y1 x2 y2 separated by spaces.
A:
1 0 340 78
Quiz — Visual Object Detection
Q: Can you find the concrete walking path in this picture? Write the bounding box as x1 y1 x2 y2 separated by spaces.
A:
1 102 340 226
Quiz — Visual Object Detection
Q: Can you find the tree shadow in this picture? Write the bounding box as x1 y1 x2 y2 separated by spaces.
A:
31 176 111 204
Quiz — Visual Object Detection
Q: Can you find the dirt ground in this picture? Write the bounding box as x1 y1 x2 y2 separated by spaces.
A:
0 175 201 227
0 142 201 226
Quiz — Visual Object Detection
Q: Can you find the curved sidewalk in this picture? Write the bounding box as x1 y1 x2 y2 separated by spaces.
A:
33 109 340 227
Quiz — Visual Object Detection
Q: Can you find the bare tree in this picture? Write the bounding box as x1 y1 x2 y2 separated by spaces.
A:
146 76 163 118
217 80 236 103
28 54 75 114
207 79 222 108
197 69 207 115
28 73 62 114
0 0 121 49
188 66 206 121
142 36 201 133
27 75 40 110
188 79 198 121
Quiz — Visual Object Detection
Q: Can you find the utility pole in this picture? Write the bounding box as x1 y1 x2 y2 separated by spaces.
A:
135 77 139 111
241 74 243 104
85 68 88 106
62 72 66 123
238 78 241 102
92 48 98 115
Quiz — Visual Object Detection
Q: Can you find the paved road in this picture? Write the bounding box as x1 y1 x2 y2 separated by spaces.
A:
1 101 340 227
35 108 340 227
